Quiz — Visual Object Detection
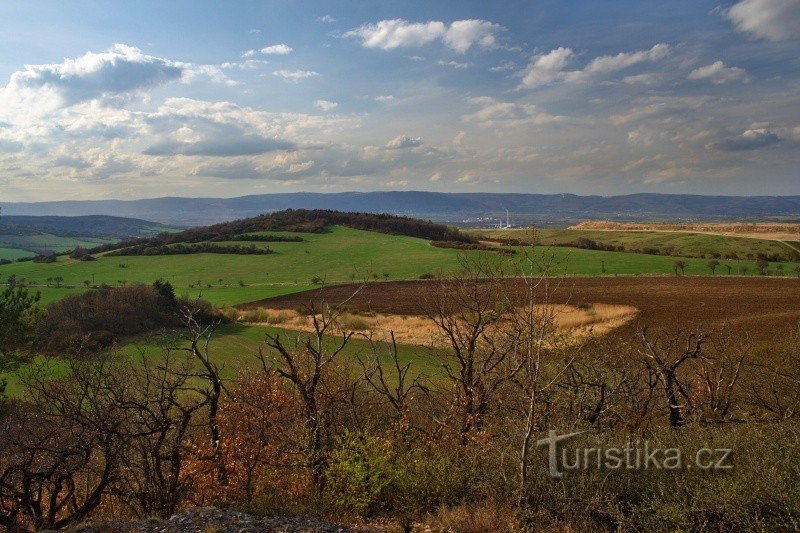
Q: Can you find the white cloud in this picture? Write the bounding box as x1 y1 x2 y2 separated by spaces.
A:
345 19 445 50
318 15 336 23
519 44 670 88
242 50 256 58
461 96 564 126
584 43 669 74
0 44 183 119
437 60 470 69
443 19 500 53
314 99 338 111
273 69 319 82
344 18 500 52
374 94 395 103
688 61 751 84
710 128 781 151
260 44 293 55
386 134 423 149
622 73 663 85
519 47 574 88
489 61 516 72
726 0 800 41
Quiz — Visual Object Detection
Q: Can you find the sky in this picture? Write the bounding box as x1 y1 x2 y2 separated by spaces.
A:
0 0 799 201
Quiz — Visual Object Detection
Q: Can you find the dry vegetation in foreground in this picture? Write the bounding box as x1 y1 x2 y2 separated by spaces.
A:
3 253 800 531
237 303 639 347
572 220 800 240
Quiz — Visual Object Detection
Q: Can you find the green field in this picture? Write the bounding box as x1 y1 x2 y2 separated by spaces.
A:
0 225 794 307
2 322 442 398
0 233 118 255
475 228 800 261
0 247 33 261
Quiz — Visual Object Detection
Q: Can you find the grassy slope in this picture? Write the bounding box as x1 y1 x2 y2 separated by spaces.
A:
2 323 443 397
0 233 117 254
0 247 33 261
476 228 797 260
0 225 790 307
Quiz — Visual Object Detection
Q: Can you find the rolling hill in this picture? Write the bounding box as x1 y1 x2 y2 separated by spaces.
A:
0 214 177 257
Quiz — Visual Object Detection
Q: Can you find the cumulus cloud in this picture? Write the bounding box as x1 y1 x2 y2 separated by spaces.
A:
519 47 574 88
385 135 423 149
344 19 500 52
273 69 319 82
726 0 800 41
374 94 395 103
519 43 670 88
442 20 500 53
260 44 293 55
0 44 183 118
318 15 336 23
461 96 564 126
710 128 781 151
314 99 338 111
688 61 750 84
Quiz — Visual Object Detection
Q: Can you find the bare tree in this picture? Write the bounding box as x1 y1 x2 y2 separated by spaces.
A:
179 305 227 484
258 285 363 492
359 331 427 435
638 328 707 428
0 359 125 531
422 256 523 444
114 349 210 519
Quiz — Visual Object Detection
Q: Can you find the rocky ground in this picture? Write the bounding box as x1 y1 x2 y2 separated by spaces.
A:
53 506 349 533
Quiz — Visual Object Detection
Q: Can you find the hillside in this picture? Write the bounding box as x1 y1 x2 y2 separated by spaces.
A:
0 214 178 257
89 209 474 255
3 192 800 226
0 215 176 238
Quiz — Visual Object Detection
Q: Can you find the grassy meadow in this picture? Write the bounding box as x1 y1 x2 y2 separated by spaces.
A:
2 321 443 398
1 225 794 307
0 247 34 261
0 233 117 255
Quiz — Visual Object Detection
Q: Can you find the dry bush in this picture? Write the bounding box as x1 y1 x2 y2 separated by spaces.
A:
186 372 303 510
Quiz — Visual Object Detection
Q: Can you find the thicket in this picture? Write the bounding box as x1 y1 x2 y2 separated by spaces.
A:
106 242 273 257
32 282 222 356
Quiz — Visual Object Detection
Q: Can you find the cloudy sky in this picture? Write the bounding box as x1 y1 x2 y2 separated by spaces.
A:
1 0 799 201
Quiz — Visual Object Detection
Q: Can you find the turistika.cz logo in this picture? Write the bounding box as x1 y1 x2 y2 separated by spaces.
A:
536 430 733 478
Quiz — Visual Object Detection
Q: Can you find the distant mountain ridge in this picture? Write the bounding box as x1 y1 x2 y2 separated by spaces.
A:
0 215 174 238
3 192 800 226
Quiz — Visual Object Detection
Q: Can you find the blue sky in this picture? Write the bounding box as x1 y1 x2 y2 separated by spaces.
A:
0 0 799 201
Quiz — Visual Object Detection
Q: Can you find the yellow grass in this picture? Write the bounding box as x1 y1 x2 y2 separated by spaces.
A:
237 303 639 347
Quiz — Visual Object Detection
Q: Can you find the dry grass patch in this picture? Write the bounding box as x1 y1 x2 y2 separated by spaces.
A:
237 303 638 346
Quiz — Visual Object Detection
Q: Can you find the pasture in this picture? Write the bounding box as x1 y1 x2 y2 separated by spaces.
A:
0 225 793 307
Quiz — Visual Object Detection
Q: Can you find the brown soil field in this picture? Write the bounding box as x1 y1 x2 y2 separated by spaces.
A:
240 276 800 341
